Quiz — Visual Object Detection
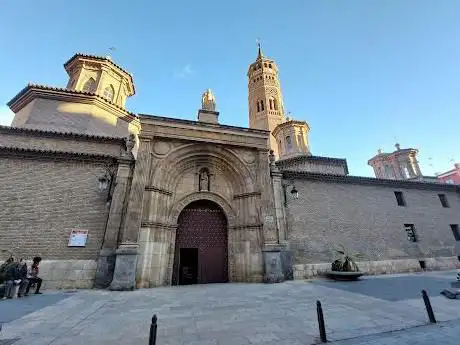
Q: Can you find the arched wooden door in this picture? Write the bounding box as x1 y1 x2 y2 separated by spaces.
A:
172 200 228 285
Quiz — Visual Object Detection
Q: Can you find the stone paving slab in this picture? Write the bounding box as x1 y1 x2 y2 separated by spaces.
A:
1 271 460 344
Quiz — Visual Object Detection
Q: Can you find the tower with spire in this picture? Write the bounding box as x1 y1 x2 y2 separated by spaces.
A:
247 43 286 158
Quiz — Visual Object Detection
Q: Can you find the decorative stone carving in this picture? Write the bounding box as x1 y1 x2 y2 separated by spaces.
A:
125 134 135 156
153 141 171 156
201 89 216 111
242 150 256 164
199 168 210 191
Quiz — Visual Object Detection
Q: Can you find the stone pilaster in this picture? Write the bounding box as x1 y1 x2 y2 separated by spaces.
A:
110 136 151 291
94 159 133 288
270 156 293 281
258 150 284 283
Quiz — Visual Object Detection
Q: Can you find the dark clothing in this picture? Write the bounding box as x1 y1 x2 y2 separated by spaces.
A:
26 277 42 294
5 263 20 281
18 263 27 279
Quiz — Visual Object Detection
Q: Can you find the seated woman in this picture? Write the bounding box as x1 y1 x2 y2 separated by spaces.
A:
26 257 43 295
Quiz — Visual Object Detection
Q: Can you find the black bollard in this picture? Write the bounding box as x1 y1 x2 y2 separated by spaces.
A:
149 314 158 345
316 300 327 343
421 290 436 324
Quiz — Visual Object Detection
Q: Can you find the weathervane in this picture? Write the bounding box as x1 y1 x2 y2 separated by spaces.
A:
107 47 116 59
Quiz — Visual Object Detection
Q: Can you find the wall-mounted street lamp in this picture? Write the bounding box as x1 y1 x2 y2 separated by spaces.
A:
282 181 299 206
98 173 111 192
98 165 116 203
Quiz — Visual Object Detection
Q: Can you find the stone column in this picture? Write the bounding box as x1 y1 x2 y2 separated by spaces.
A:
110 136 151 291
258 150 284 283
94 158 133 288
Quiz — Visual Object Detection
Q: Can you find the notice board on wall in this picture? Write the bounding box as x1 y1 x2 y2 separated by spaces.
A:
68 229 89 247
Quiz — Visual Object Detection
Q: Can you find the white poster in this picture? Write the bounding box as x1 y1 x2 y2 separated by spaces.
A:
68 229 88 247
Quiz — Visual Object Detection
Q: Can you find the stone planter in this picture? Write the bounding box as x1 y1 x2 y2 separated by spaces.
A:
326 271 363 281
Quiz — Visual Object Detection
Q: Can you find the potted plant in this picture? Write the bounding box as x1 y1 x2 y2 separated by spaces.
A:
327 245 364 281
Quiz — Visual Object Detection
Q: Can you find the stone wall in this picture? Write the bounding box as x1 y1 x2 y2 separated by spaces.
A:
285 173 460 275
294 257 460 279
37 259 97 289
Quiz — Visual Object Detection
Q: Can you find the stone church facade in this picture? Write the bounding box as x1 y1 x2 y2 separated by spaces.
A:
1 48 459 290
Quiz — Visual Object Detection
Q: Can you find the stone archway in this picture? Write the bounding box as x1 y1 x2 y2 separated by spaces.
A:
172 200 228 285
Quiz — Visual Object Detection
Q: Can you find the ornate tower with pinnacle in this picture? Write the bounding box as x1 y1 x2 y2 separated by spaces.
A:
247 43 286 158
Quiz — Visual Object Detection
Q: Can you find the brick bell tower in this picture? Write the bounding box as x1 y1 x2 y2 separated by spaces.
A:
248 44 286 158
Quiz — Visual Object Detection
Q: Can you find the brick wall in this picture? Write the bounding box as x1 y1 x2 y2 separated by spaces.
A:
0 155 112 261
286 177 460 267
277 157 348 175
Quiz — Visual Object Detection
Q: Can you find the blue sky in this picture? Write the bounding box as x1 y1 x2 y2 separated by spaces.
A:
1 0 459 176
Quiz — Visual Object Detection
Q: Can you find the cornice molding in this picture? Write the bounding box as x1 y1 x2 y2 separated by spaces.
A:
233 191 261 199
0 125 127 143
0 145 121 162
283 171 460 192
145 185 173 196
8 85 140 127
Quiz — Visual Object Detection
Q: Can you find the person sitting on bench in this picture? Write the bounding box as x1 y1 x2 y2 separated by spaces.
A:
26 257 42 295
2 257 20 299
17 259 29 298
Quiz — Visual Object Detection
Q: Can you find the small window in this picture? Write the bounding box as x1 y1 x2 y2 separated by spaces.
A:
438 194 449 208
394 191 406 206
82 78 96 93
103 85 115 102
419 260 426 269
404 224 417 242
273 99 278 110
264 63 267 67
286 136 292 150
451 224 460 241
269 64 272 68
260 100 264 111
256 101 260 112
269 99 273 110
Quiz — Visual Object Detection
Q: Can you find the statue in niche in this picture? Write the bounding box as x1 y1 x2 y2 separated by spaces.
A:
199 168 210 191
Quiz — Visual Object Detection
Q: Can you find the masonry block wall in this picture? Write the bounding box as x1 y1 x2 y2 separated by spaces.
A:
0 127 129 289
285 173 460 278
0 155 114 288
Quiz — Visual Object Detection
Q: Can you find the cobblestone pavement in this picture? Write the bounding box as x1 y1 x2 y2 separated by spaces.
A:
1 270 459 345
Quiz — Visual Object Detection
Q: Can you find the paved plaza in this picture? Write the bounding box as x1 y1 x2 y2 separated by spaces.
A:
1 270 460 345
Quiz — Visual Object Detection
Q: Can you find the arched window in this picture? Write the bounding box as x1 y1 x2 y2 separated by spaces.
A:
264 63 267 67
286 136 292 150
269 64 272 68
82 78 96 93
269 99 273 110
260 100 265 111
103 85 115 102
273 99 278 110
256 101 260 112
